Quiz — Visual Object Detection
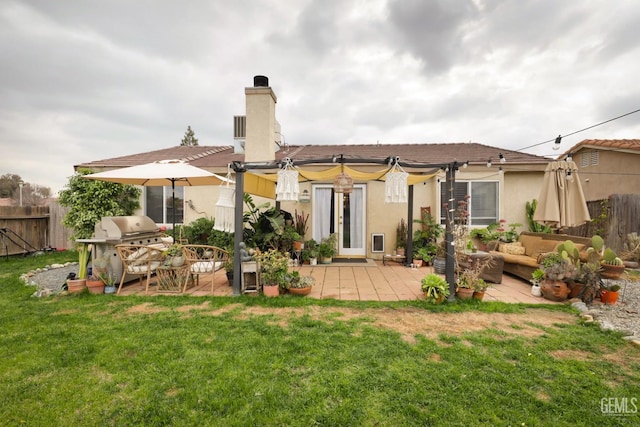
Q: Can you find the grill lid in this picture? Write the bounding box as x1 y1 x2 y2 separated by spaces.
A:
95 215 160 239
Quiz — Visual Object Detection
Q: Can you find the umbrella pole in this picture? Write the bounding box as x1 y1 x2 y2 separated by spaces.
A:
171 179 176 241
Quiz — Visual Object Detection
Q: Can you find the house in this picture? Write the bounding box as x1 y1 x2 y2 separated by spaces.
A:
76 76 550 260
560 139 640 201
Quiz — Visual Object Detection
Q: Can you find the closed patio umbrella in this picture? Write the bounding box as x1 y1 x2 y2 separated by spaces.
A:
533 160 590 228
85 159 233 237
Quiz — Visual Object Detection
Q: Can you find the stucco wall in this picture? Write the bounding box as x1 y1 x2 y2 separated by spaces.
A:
576 149 640 201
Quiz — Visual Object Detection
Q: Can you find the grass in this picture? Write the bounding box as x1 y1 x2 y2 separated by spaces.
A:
1 252 639 426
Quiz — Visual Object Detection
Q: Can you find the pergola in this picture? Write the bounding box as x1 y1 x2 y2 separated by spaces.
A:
229 156 467 300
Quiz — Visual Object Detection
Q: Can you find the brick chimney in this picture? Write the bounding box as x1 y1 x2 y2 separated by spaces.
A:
244 75 278 162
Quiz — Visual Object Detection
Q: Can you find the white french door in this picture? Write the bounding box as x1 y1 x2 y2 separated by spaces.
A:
312 184 366 257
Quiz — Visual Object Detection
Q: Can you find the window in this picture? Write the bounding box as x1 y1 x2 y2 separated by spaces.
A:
440 181 498 226
581 150 599 167
145 186 184 225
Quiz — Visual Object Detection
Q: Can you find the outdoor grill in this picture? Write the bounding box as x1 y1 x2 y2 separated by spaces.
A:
79 215 169 282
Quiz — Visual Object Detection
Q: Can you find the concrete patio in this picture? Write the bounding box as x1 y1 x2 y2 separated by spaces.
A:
117 260 551 304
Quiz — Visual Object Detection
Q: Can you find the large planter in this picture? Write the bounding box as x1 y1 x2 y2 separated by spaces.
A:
262 284 280 297
600 264 625 280
600 289 619 305
86 278 105 294
67 278 87 294
433 257 446 274
288 286 312 296
320 257 332 265
568 282 584 299
540 279 570 302
456 287 474 300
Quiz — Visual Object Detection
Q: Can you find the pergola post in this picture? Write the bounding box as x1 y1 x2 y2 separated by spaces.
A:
445 163 457 300
407 185 414 266
232 163 245 296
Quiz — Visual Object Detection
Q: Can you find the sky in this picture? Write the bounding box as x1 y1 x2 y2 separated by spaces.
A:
1 0 640 195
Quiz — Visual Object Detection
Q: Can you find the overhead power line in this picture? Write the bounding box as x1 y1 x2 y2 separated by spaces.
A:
517 107 640 152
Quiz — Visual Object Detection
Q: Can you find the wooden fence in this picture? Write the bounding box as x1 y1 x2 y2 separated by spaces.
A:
0 203 73 257
562 194 640 253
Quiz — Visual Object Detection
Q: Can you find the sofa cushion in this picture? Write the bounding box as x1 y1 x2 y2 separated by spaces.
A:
499 242 526 255
518 235 542 256
493 252 540 268
530 239 560 260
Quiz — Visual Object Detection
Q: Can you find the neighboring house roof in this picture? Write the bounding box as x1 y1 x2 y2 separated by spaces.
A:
562 139 640 156
76 142 549 171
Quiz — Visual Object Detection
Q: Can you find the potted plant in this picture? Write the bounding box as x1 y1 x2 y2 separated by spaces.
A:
222 246 234 286
163 243 185 267
293 210 309 249
288 272 315 295
539 252 573 301
258 249 289 297
600 248 626 280
301 239 319 265
421 273 450 304
396 219 408 256
318 234 337 264
530 268 545 297
469 223 500 251
92 252 118 294
433 240 447 274
455 268 477 300
86 273 105 294
600 283 621 305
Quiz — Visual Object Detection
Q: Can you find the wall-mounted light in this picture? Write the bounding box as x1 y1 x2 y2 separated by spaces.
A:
298 189 311 203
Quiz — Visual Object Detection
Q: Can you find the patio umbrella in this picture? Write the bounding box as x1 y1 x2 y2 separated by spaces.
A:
85 159 233 238
533 160 591 228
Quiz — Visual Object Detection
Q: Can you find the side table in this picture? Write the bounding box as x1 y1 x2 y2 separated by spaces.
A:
457 251 504 284
156 265 191 293
383 254 406 266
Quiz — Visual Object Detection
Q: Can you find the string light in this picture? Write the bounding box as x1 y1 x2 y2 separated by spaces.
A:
499 153 506 163
487 158 492 168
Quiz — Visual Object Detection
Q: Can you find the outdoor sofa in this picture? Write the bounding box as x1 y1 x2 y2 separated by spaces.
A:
486 231 592 283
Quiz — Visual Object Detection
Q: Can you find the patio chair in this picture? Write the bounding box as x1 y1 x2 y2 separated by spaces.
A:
183 245 229 293
115 244 164 295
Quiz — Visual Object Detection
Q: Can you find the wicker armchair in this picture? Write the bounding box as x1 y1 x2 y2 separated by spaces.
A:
115 244 164 295
182 245 229 293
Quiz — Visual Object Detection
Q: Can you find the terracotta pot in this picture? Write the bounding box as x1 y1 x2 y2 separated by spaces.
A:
600 289 619 305
86 279 105 294
262 284 280 297
288 286 312 296
540 279 570 302
473 291 485 300
456 287 474 300
413 259 423 268
293 241 304 251
67 278 87 294
600 264 625 280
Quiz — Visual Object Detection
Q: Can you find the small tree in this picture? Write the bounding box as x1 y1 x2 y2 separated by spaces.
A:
180 125 199 146
59 169 141 278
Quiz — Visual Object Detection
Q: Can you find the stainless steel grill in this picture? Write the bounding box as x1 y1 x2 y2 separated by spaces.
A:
79 216 168 282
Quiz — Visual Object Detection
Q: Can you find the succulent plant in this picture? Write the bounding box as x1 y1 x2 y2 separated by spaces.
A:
602 248 623 265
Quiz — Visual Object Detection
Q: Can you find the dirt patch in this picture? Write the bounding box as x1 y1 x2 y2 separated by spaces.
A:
224 306 576 343
550 349 592 361
124 302 168 315
114 302 577 343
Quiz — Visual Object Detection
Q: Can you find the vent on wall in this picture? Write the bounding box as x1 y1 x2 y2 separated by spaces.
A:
233 116 246 139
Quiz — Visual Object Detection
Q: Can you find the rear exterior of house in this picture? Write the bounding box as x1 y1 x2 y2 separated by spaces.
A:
561 139 640 202
76 77 551 259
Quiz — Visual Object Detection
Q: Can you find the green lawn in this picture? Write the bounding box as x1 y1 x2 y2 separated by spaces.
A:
1 252 639 426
